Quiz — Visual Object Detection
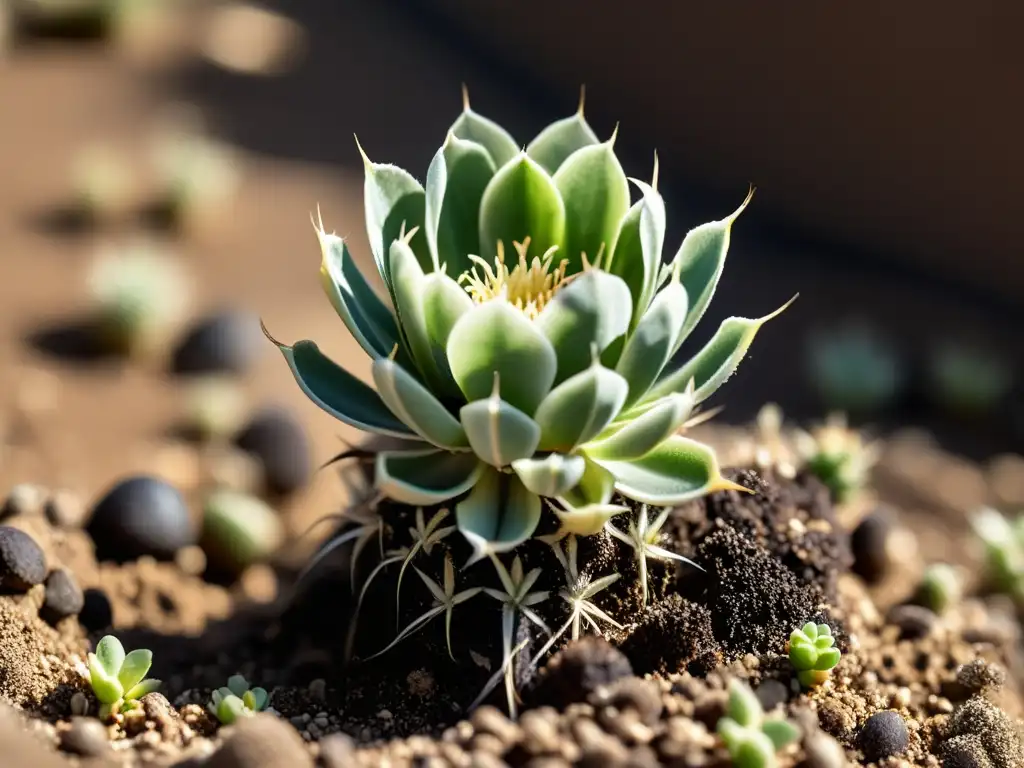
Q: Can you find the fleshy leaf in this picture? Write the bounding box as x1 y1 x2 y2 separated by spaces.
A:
615 278 688 408
815 648 842 671
94 636 125 678
526 103 600 175
671 189 753 352
585 391 695 461
316 227 398 359
789 644 817 670
446 299 557 415
644 297 797 406
372 358 468 450
560 455 616 508
124 678 161 701
608 175 667 328
459 383 541 467
450 98 519 169
727 680 763 728
511 453 586 497
596 435 743 505
375 449 483 506
421 271 475 386
537 269 633 384
118 649 152 693
762 719 801 750
456 467 542 564
217 695 249 724
269 337 417 438
735 732 778 766
87 654 123 704
717 718 744 752
226 675 249 697
425 133 496 278
533 359 629 451
553 500 628 536
553 137 630 275
479 152 566 262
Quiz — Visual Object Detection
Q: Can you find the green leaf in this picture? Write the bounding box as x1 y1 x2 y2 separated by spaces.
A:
249 688 269 711
552 499 628 536
615 280 688 408
533 359 628 451
735 732 778 766
717 717 744 752
816 623 833 638
316 228 398 359
553 137 630 275
560 455 616 508
595 435 745 505
479 153 566 262
644 297 797 406
788 643 817 671
87 654 123 705
815 647 842 671
118 649 152 693
585 392 695 461
421 271 475 386
511 453 586 498
372 357 468 450
608 174 666 327
726 680 763 728
450 99 519 169
459 384 541 467
217 694 249 724
375 449 483 506
802 622 818 639
446 299 557 415
94 635 125 678
761 719 801 750
270 338 417 438
359 144 431 285
536 269 633 384
671 189 753 352
526 105 599 175
227 675 249 697
456 467 542 564
425 133 496 278
124 678 161 701
815 635 836 649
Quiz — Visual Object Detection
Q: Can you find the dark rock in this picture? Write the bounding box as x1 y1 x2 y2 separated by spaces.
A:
59 716 110 757
234 407 312 496
170 310 263 377
87 476 195 563
207 713 312 768
41 568 84 623
0 526 47 591
851 509 892 583
79 588 113 632
619 594 720 676
886 603 937 640
858 710 909 762
755 679 790 713
526 637 633 710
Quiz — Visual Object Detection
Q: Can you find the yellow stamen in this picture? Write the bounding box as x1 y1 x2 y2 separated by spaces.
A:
458 238 574 319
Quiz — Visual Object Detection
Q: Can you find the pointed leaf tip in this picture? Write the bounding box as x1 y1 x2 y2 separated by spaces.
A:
577 84 586 116
354 135 372 169
727 184 756 225
461 83 471 111
651 152 660 192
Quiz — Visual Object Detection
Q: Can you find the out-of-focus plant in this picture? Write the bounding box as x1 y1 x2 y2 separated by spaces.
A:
793 413 880 504
717 679 800 767
805 321 905 415
913 563 961 615
971 506 1024 601
208 674 269 724
926 341 1013 419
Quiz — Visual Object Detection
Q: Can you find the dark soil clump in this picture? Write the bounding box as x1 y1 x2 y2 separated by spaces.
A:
619 594 721 676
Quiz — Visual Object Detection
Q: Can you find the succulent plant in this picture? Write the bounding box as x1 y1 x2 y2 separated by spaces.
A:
793 413 880 504
971 507 1024 601
717 679 800 768
788 622 841 688
914 563 961 615
208 674 269 724
805 320 904 415
926 341 1013 418
86 635 161 719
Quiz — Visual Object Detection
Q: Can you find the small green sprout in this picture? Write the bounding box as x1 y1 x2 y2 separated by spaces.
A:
788 622 841 688
971 507 1024 601
208 675 269 724
86 635 161 720
914 563 962 615
793 414 880 504
717 679 800 768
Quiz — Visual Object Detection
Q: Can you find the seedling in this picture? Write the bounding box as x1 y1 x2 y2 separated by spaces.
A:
793 413 880 504
788 622 841 688
971 507 1024 601
914 563 961 615
208 674 269 724
86 635 161 719
717 679 800 768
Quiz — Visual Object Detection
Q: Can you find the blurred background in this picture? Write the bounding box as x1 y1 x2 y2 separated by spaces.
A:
1 0 1022 570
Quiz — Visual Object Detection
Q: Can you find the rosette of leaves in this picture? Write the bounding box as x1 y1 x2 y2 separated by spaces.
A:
717 680 800 768
793 413 880 504
86 635 161 719
788 622 841 688
208 674 269 724
268 88 793 563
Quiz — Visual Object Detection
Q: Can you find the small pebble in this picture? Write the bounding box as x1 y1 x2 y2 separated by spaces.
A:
804 729 848 767
87 475 196 563
0 525 47 591
234 406 312 496
59 717 110 757
79 587 113 632
2 484 46 519
318 731 358 768
44 489 87 528
207 713 312 768
41 568 84 623
755 678 789 712
851 509 892 583
171 310 264 377
886 604 937 640
201 490 284 575
858 710 909 762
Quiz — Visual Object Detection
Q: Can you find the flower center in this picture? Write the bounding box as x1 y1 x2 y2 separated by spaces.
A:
459 238 572 320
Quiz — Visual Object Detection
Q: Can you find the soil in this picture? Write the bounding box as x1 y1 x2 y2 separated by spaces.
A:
2 2 1024 767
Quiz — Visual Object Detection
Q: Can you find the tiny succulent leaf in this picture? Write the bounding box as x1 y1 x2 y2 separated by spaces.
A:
372 357 469 449
450 101 519 169
271 339 417 438
526 105 600 175
552 139 630 275
217 694 249 724
815 635 836 650
360 151 431 284
536 269 633 385
560 455 617 508
457 467 542 563
608 176 666 326
816 623 832 637
789 643 817 671
118 649 153 693
246 687 269 711
425 134 496 277
585 392 695 462
717 717 744 752
671 190 752 352
762 718 801 750
511 453 587 498
447 299 557 414
734 731 778 768
375 449 483 506
124 678 161 701
87 655 123 705
802 622 818 638
815 648 842 671
226 674 249 698
533 360 629 451
479 153 566 262
554 501 628 536
726 680 763 729
615 279 688 408
94 635 125 678
460 390 542 467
